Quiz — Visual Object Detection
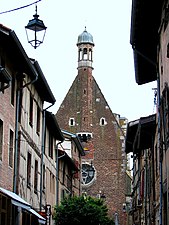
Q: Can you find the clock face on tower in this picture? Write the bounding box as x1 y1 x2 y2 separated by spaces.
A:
81 163 96 186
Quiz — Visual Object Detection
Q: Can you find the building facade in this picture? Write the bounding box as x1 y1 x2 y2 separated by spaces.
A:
56 130 85 205
126 0 169 224
56 28 128 224
125 114 156 225
0 23 49 225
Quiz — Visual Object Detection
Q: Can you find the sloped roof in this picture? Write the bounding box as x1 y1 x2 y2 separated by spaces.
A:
0 24 55 104
130 0 163 84
62 129 85 156
46 111 64 142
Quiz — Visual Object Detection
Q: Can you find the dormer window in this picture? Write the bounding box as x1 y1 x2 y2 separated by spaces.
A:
69 118 75 126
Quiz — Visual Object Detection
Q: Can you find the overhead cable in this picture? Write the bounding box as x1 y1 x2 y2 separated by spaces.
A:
0 0 42 15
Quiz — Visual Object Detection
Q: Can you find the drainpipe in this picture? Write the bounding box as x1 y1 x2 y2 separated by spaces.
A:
13 74 38 194
56 141 64 206
152 143 156 224
39 103 54 211
157 71 163 225
144 150 148 225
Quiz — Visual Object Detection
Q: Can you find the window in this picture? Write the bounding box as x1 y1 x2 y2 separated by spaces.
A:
8 129 14 167
49 134 53 159
167 43 169 58
89 48 92 61
79 48 82 60
161 83 169 148
11 77 15 106
83 48 87 60
73 160 79 179
100 117 107 126
0 119 3 161
43 164 45 191
29 93 33 126
0 195 11 225
34 160 38 193
69 118 75 126
27 152 31 187
62 163 66 184
44 128 46 155
18 89 23 123
81 163 96 186
155 144 158 177
50 172 55 194
0 59 5 94
22 210 30 225
36 105 40 134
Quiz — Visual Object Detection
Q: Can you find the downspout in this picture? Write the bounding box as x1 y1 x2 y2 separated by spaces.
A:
56 141 64 206
13 74 38 194
152 142 156 224
40 103 54 211
157 70 163 225
144 150 147 225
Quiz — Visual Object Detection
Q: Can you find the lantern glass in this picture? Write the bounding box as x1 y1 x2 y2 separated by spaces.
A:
25 7 47 49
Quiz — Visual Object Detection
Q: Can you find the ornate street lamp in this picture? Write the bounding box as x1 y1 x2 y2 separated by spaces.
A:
25 5 47 49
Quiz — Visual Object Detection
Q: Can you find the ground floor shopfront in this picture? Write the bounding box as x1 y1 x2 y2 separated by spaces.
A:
0 187 46 225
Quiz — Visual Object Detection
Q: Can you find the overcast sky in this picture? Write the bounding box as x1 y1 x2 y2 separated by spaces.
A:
0 0 157 121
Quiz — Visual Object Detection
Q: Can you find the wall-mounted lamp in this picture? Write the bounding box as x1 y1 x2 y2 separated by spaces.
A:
25 5 47 49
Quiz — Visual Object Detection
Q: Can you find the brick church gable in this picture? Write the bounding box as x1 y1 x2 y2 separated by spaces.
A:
55 29 127 224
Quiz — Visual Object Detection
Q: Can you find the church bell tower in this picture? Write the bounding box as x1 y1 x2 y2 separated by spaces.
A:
77 26 94 70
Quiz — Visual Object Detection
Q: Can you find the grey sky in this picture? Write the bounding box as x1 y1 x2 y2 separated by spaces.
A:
0 0 156 121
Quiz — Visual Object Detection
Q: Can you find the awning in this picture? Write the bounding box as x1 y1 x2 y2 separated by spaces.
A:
125 114 156 154
0 187 46 224
0 187 30 210
28 208 46 224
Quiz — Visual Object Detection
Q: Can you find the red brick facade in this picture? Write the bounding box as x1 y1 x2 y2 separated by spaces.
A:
0 79 15 191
